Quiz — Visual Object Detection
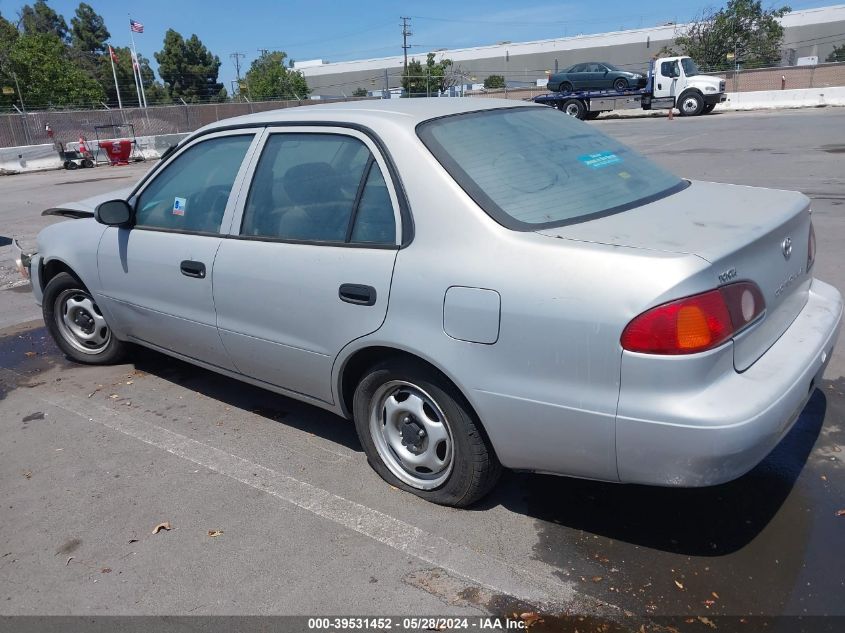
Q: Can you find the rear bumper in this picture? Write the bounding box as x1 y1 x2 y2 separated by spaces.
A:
616 279 843 487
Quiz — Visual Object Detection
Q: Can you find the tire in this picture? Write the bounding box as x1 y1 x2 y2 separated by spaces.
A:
585 111 601 120
353 358 501 507
613 78 628 92
82 158 94 168
43 272 127 365
677 91 704 116
702 103 716 114
559 98 587 120
63 160 77 170
560 81 573 94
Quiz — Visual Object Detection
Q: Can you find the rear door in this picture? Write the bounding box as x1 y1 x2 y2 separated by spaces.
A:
97 131 260 369
213 127 402 403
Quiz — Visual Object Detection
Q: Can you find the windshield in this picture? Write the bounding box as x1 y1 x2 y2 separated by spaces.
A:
681 58 701 76
416 107 686 230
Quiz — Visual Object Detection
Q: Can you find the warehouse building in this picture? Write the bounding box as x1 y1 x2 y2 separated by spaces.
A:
296 4 845 96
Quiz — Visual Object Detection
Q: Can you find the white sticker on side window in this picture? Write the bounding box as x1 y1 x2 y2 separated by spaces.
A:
172 197 187 216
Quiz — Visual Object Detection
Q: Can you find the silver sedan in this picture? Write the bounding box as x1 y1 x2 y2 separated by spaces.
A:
18 99 843 506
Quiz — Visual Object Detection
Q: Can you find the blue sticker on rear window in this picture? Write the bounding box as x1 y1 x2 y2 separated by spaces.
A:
578 151 622 169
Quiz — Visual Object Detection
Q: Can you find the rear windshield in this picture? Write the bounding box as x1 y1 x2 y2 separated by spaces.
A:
417 106 686 230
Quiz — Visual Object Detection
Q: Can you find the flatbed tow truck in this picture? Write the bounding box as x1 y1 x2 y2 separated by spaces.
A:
534 56 727 120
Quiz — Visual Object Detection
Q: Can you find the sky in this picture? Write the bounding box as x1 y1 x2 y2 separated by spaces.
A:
0 0 838 91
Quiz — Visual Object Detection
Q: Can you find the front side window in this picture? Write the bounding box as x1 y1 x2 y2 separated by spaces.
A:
681 58 701 77
417 106 685 230
241 133 396 245
135 135 253 233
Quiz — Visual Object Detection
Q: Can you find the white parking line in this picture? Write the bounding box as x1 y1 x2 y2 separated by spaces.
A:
33 387 598 613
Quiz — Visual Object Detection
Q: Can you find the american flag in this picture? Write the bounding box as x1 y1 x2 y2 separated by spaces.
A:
129 19 144 33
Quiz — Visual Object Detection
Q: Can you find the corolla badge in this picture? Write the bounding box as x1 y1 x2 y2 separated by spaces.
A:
781 236 792 260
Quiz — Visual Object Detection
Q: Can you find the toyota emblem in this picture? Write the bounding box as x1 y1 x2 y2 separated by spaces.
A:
781 236 792 260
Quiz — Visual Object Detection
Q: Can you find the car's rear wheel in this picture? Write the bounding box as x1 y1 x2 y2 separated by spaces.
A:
43 272 126 365
560 81 573 94
353 358 501 507
613 78 628 92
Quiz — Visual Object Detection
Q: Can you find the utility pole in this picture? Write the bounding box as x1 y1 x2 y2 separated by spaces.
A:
401 16 411 92
230 52 245 99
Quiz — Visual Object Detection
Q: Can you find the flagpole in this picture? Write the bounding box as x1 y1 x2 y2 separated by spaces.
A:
128 18 147 108
108 46 123 109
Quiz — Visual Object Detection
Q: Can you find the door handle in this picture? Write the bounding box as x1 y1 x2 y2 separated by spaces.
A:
339 283 377 306
180 260 206 279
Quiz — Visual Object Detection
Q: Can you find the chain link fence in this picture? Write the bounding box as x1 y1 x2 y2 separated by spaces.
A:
0 97 370 149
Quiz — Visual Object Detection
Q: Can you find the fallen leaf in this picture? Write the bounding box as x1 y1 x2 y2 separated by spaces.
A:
591 576 603 582
674 580 685 590
821 475 828 481
65 556 73 566
519 612 543 627
698 616 717 629
128 539 138 544
704 599 716 608
101 567 112 574
712 591 720 599
207 530 223 538
152 521 171 534
23 471 32 479
125 381 133 385
24 351 37 357
109 394 119 400
836 509 845 517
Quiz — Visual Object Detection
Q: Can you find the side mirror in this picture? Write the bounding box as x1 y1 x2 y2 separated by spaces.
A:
95 199 133 226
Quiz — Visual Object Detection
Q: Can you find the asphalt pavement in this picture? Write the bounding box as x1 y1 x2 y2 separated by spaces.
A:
0 106 843 630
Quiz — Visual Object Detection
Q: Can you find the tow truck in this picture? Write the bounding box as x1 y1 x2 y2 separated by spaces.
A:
533 56 727 120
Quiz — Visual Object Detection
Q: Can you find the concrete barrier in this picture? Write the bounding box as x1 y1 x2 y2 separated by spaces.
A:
0 132 188 175
717 86 845 111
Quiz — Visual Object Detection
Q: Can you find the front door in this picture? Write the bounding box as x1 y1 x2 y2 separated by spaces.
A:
97 131 260 369
653 59 681 100
213 128 401 403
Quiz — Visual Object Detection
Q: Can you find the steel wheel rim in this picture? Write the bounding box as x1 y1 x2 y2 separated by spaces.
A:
614 79 626 91
369 380 454 490
564 103 581 117
682 96 699 113
54 288 111 354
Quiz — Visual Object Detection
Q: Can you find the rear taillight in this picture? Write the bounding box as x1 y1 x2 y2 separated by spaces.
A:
621 282 765 355
807 221 816 272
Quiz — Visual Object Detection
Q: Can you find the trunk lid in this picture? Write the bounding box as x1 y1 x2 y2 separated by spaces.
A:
537 180 812 370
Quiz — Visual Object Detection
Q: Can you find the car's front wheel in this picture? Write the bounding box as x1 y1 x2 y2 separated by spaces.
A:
353 358 501 507
613 77 628 91
43 272 127 364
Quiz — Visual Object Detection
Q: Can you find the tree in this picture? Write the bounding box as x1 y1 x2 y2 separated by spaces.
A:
673 0 791 71
0 12 21 109
155 29 226 102
70 3 109 54
484 74 506 89
18 0 68 41
244 50 310 100
352 87 368 97
6 32 104 108
827 44 845 63
402 53 453 96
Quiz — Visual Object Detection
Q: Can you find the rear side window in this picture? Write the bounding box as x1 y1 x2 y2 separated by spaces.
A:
417 107 685 230
241 133 396 245
135 135 252 233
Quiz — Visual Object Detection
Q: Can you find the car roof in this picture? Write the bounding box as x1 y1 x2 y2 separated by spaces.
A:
190 98 538 138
